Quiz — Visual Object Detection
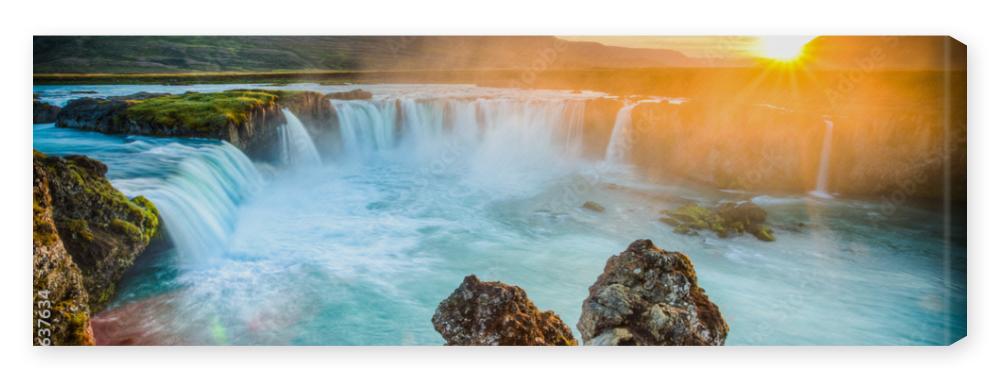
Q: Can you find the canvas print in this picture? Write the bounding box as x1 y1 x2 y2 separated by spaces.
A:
31 36 966 346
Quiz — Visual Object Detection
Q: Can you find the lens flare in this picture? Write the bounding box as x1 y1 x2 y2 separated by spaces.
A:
753 36 816 62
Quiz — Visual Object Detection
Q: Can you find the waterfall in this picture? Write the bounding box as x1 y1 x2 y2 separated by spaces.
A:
331 100 398 158
279 109 322 167
327 96 587 194
604 103 638 166
115 142 264 259
329 97 585 161
810 118 835 198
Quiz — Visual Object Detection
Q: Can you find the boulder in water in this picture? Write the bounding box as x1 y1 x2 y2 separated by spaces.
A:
33 99 61 124
660 201 775 241
578 239 728 345
582 200 605 212
432 275 577 346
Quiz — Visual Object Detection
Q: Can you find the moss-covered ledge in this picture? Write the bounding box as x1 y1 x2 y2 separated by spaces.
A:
55 89 333 161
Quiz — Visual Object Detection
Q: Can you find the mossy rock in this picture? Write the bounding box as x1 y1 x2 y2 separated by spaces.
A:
34 151 160 311
659 201 776 242
582 201 606 213
125 89 304 133
33 153 95 345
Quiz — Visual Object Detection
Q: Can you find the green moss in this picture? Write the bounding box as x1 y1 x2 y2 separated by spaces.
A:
110 218 142 241
32 201 59 246
63 219 94 242
750 225 776 242
52 301 92 345
124 89 305 133
660 202 776 242
126 196 159 241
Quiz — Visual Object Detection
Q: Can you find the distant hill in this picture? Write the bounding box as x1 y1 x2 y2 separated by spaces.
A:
33 36 966 74
33 36 699 73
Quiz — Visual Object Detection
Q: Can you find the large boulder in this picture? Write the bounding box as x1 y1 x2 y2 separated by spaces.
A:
578 239 728 345
34 151 159 312
33 156 94 345
432 275 577 346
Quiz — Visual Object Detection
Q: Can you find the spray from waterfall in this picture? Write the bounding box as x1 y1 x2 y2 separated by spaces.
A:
604 102 638 166
279 109 322 167
810 118 835 198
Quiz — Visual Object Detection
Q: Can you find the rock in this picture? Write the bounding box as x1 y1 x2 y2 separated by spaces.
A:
432 275 577 346
578 239 728 345
33 155 95 345
325 88 373 100
34 151 160 312
582 200 605 212
55 90 331 163
54 97 131 133
660 201 775 242
33 100 61 124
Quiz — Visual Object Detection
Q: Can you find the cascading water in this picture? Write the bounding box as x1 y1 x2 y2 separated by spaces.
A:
331 100 398 158
810 118 835 198
34 84 965 346
114 142 264 259
604 102 638 166
279 109 322 167
330 97 586 194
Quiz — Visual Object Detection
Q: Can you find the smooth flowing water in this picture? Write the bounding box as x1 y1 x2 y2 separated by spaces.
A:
604 102 637 166
33 84 966 345
278 108 322 167
810 118 835 199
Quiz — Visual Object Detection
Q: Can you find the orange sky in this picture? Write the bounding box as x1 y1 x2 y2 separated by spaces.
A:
560 36 774 58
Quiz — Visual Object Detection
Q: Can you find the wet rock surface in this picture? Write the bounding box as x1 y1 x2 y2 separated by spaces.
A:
578 239 728 345
433 275 577 346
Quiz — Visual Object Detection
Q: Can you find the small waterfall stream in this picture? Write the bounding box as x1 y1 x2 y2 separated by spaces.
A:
810 118 835 198
279 109 322 167
604 103 638 166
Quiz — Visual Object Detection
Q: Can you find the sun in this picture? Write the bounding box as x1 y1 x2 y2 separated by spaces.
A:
752 36 816 62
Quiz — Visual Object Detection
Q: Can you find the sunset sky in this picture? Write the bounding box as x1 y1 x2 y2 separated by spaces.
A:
560 36 765 58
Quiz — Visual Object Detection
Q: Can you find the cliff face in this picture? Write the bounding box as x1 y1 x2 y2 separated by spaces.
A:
581 96 965 202
33 156 94 346
55 90 332 163
33 151 161 345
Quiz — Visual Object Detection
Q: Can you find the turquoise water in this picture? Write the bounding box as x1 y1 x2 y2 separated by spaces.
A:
33 84 966 345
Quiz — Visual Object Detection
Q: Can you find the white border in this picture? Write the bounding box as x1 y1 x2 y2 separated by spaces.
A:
2 0 994 380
